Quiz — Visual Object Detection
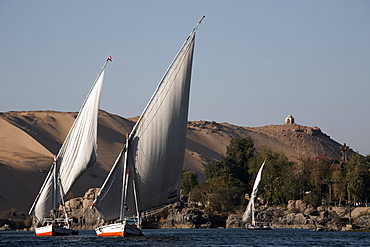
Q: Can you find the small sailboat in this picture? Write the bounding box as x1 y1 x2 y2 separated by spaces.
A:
91 17 205 237
28 56 112 236
243 159 272 230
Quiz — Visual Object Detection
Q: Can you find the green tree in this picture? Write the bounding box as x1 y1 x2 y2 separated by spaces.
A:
249 146 293 205
331 162 347 206
221 137 255 184
193 137 255 213
189 176 246 213
208 176 246 212
181 168 199 195
189 182 213 206
298 155 332 206
346 153 369 203
205 137 254 184
205 161 224 180
340 143 350 162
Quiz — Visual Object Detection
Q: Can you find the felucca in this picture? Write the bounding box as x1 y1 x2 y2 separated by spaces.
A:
91 17 205 237
242 159 272 230
28 56 112 236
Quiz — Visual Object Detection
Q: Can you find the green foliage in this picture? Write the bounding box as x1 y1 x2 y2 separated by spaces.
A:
249 146 294 205
185 138 370 214
205 137 254 183
204 161 224 180
346 153 370 202
331 162 346 205
181 168 199 195
207 176 246 212
296 158 331 206
303 193 321 207
191 138 254 213
189 176 246 213
222 137 254 184
189 182 213 205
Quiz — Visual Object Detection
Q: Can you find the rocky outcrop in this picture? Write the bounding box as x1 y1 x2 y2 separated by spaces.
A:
226 214 244 228
354 215 370 229
287 200 317 215
61 190 211 230
225 200 360 231
0 224 11 230
142 201 211 229
269 201 343 230
61 188 103 229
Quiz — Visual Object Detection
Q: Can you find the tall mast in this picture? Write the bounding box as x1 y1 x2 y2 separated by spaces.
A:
120 137 130 221
52 157 57 223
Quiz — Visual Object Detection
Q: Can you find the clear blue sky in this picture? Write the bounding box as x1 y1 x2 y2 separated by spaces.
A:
1 1 369 155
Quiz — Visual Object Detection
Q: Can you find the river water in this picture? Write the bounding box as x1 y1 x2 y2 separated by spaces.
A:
0 228 369 246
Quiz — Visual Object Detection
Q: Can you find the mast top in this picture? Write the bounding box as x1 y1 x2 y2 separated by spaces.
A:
193 16 205 32
199 15 206 24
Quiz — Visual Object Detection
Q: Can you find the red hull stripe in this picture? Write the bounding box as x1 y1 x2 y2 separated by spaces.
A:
36 232 53 236
97 231 139 237
98 232 124 237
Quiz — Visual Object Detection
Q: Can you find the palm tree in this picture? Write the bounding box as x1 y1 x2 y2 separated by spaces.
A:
340 143 350 162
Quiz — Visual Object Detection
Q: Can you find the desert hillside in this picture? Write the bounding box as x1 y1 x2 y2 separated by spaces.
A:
0 111 349 212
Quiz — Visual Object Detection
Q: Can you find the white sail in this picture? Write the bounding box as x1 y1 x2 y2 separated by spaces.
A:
132 31 195 213
92 148 125 221
29 59 108 222
94 24 199 221
243 159 266 224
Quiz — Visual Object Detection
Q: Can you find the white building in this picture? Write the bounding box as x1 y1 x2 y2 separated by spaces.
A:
285 115 294 124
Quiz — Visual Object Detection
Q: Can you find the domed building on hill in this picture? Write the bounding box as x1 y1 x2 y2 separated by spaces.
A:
285 115 294 124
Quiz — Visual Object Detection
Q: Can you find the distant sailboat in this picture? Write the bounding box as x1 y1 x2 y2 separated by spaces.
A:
243 159 272 230
28 56 112 236
91 17 205 237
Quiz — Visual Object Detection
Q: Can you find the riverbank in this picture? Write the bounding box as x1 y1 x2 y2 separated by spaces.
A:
2 190 370 232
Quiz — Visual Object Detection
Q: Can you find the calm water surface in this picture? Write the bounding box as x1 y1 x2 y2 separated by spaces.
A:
0 229 369 246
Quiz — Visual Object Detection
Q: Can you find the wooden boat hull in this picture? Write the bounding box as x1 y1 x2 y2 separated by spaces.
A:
35 225 78 236
95 222 143 237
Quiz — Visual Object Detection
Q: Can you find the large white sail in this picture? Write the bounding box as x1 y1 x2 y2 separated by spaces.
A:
132 31 195 213
30 59 108 222
243 159 266 224
94 24 198 221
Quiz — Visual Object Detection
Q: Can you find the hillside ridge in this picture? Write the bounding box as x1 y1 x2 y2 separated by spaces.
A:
0 110 350 211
